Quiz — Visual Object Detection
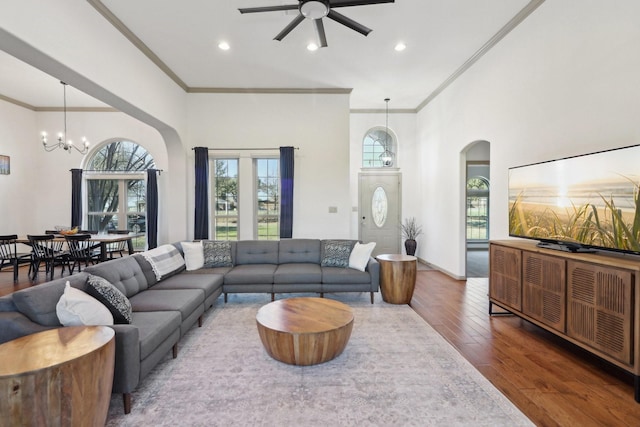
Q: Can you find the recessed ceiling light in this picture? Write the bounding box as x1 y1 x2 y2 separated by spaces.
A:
307 43 319 51
394 42 406 52
218 41 230 51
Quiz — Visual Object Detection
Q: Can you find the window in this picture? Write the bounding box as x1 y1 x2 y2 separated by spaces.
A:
255 158 279 240
466 177 489 241
363 128 396 168
85 141 154 250
213 159 239 240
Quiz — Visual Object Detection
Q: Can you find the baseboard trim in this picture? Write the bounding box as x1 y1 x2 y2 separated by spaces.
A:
417 257 466 281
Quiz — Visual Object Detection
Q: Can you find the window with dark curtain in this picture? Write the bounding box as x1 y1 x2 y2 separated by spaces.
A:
194 147 209 239
147 169 158 249
71 168 83 228
279 146 294 238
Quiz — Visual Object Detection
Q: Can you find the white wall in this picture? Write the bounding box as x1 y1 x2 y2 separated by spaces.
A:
416 0 640 277
187 93 352 239
1 90 354 243
7 0 639 268
0 102 167 238
0 101 36 234
0 0 190 243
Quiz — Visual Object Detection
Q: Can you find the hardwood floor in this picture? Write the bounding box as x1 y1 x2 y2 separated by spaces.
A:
412 270 640 426
3 265 640 425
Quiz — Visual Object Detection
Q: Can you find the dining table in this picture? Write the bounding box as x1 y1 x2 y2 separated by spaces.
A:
17 233 141 263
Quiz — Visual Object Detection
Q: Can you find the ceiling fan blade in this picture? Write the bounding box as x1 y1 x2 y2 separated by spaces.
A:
239 4 299 14
327 10 372 36
329 0 394 7
274 14 306 41
315 19 328 47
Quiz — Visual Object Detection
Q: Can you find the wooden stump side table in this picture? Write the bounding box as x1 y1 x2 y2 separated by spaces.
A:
0 326 115 427
256 297 354 366
377 254 417 304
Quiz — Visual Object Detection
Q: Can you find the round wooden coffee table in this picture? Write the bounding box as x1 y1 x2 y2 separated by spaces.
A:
256 297 354 366
0 326 115 427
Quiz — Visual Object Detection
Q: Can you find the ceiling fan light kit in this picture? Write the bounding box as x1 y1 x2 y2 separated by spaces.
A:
239 0 395 48
300 1 329 19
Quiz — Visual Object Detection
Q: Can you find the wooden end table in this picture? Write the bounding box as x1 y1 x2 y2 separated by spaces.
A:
0 326 115 427
377 254 417 304
256 297 354 366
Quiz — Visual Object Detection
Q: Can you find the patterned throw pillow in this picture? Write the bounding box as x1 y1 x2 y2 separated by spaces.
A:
203 240 233 268
85 274 133 324
321 240 355 268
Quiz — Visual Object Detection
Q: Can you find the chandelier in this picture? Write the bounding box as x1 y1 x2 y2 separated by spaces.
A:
41 81 89 154
379 98 394 167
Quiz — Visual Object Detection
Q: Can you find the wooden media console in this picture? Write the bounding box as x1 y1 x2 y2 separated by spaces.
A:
489 239 640 402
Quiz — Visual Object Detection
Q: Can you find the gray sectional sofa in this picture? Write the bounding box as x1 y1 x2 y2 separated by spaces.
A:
0 238 379 414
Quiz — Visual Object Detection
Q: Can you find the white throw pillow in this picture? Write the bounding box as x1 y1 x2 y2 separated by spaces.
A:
348 242 377 272
56 281 114 326
181 241 204 271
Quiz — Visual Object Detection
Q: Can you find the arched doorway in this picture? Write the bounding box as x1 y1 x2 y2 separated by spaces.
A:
462 141 490 278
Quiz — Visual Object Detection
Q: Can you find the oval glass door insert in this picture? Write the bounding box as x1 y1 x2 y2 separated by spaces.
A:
371 186 388 228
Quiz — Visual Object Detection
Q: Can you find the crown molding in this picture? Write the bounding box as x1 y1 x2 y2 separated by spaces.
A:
350 108 417 114
34 106 119 112
0 93 35 110
88 0 544 112
0 93 119 112
416 0 545 112
188 87 352 95
87 0 188 91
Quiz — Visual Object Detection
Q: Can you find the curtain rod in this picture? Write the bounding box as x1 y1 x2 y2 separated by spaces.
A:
192 147 299 151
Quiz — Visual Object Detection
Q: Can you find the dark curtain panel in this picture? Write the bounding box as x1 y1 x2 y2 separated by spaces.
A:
70 168 83 228
279 146 295 238
147 169 159 249
194 147 209 239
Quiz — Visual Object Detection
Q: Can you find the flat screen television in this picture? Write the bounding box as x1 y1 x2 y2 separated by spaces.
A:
508 144 640 254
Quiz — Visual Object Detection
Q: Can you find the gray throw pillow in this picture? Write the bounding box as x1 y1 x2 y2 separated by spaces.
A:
321 240 355 268
203 240 233 268
85 274 133 324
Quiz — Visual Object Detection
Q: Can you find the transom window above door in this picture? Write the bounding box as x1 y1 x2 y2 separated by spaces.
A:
362 128 396 168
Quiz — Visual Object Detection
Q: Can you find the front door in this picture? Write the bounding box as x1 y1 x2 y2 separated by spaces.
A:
359 173 401 256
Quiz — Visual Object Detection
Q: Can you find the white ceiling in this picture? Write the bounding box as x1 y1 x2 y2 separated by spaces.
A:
0 0 534 110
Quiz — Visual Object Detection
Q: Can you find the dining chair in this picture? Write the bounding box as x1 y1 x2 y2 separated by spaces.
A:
64 234 100 274
0 235 32 282
106 229 130 259
27 234 67 281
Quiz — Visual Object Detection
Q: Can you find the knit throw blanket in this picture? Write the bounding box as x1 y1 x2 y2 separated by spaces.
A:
141 245 185 281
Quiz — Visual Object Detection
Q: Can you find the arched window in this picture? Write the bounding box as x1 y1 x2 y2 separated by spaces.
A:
466 177 490 241
85 141 155 250
362 128 396 168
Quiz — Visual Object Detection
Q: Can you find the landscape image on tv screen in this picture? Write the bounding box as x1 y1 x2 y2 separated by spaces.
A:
509 144 640 253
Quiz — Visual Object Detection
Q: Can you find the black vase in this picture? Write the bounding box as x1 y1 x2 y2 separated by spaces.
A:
404 239 417 256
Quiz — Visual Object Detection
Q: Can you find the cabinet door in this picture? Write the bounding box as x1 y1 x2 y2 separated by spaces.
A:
489 244 521 311
567 260 633 365
522 251 566 332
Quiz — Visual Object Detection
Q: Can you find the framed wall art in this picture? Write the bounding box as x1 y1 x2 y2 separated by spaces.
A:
0 155 9 175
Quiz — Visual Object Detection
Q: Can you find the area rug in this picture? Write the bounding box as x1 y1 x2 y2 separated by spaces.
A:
106 293 533 426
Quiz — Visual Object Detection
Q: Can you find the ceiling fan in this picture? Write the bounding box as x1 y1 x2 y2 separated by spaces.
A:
238 0 395 47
